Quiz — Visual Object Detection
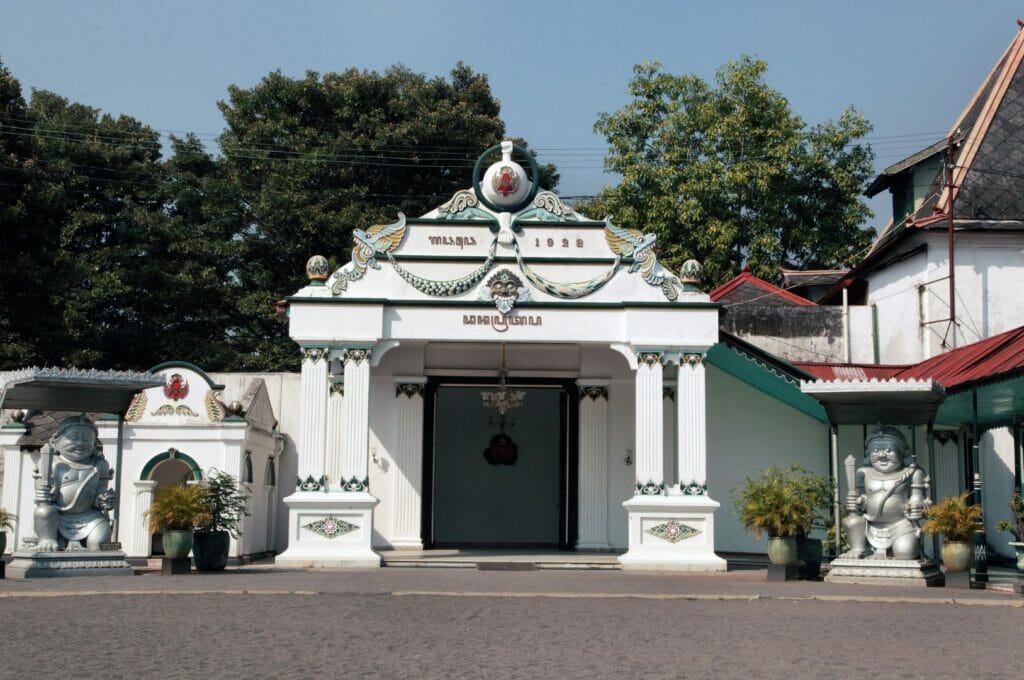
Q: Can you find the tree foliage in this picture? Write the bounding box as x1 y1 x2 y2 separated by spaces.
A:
1 60 543 371
588 57 875 286
218 63 547 370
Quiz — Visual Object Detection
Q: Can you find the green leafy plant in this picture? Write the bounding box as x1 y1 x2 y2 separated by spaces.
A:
0 506 16 531
995 492 1024 541
922 491 984 542
733 465 834 539
194 468 250 537
144 484 211 533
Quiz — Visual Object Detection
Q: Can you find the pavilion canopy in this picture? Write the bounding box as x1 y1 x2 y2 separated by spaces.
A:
0 367 162 414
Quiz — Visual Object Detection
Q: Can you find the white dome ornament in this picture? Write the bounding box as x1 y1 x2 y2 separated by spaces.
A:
481 141 530 210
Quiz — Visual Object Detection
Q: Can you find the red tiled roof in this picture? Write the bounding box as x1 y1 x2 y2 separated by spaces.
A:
709 267 816 306
796 325 1024 391
893 324 1024 389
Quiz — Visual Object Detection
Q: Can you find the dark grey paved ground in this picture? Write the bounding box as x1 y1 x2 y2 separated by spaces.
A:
2 568 1022 679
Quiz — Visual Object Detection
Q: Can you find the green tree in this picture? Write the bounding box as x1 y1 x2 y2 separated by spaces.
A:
218 63 554 370
589 57 875 286
0 59 64 366
0 70 242 370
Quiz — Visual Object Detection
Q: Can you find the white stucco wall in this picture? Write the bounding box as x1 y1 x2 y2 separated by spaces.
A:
706 365 830 554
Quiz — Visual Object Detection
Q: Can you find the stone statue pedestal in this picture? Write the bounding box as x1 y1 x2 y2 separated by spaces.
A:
825 557 944 587
6 549 133 579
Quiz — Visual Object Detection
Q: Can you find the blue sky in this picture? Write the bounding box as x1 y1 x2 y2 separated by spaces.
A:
3 1 1022 230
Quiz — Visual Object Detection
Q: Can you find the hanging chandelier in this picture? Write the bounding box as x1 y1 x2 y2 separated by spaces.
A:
481 344 525 419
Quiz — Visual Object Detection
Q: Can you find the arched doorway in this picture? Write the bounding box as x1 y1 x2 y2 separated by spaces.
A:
141 449 202 555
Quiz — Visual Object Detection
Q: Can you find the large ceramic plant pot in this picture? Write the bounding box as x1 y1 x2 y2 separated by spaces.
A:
1009 541 1024 571
0 531 7 557
161 529 194 560
941 539 973 572
192 531 229 571
766 536 798 566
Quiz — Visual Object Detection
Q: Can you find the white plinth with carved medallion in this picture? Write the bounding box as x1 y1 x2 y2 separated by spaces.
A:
274 491 380 569
618 495 727 572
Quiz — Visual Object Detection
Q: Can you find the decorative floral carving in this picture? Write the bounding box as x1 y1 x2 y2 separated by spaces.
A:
683 353 705 367
636 480 665 496
297 475 327 492
205 390 225 422
149 404 200 417
303 515 357 539
638 352 663 366
302 347 328 362
514 191 579 222
578 386 608 401
341 348 369 365
395 383 425 398
342 476 369 492
125 392 147 422
646 520 700 543
329 382 345 397
329 214 408 295
681 480 708 496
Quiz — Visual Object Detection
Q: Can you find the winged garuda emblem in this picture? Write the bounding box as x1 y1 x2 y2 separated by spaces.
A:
352 213 408 272
330 213 407 294
602 217 681 301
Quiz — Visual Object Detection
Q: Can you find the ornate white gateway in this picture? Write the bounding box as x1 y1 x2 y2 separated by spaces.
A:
276 141 726 571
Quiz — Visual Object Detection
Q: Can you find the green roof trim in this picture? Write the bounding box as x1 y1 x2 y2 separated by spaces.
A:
707 337 827 423
140 449 203 481
936 373 1024 428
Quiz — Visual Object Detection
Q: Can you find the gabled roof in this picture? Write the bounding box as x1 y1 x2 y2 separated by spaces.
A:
709 266 815 306
827 22 1024 302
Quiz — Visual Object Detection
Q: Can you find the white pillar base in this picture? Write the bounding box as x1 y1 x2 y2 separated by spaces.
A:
389 538 425 551
576 541 613 552
618 495 727 572
275 491 381 569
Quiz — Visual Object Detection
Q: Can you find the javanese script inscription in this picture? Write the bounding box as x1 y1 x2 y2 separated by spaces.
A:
462 314 543 333
428 235 478 249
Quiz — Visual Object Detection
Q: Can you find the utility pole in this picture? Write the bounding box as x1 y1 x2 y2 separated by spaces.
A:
942 134 957 349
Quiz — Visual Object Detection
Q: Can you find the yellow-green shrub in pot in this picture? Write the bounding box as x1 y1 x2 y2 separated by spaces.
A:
922 491 983 572
0 507 15 559
734 465 831 567
143 485 210 560
995 492 1024 571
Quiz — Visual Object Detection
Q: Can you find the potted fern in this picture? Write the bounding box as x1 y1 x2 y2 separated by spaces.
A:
0 507 15 557
192 469 250 571
734 465 829 566
143 485 210 560
995 491 1024 571
922 491 983 572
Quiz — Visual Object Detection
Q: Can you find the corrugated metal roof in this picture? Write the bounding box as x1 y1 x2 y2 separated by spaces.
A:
793 363 907 381
894 324 1024 389
794 325 1024 391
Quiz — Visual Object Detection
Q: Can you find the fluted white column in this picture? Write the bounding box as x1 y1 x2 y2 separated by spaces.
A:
677 353 708 495
325 382 345 487
1 437 26 552
663 384 676 488
392 379 426 548
130 480 157 557
297 347 329 487
339 348 371 491
634 351 665 495
577 382 611 550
